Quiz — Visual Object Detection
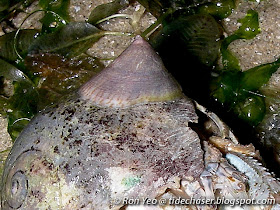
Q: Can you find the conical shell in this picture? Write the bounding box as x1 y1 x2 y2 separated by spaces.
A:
79 35 183 108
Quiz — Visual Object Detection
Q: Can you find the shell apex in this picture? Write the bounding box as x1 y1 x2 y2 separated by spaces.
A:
79 35 183 108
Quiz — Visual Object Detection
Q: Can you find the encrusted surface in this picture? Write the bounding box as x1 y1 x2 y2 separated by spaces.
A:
1 96 202 209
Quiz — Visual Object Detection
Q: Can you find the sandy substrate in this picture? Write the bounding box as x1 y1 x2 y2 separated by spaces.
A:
0 115 12 174
222 0 280 70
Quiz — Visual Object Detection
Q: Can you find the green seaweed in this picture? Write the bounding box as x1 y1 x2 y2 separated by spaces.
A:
221 10 260 72
233 94 266 126
88 0 129 25
235 10 260 39
211 57 280 126
39 0 70 33
138 0 238 20
0 58 38 140
210 9 271 126
150 14 223 66
136 0 163 18
0 52 104 139
0 0 9 12
0 20 106 140
7 80 38 140
197 0 236 19
0 0 35 12
210 71 241 105
28 22 104 57
0 29 38 62
220 35 241 72
240 60 280 91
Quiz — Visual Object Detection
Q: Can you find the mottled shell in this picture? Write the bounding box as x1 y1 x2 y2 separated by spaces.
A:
1 36 204 209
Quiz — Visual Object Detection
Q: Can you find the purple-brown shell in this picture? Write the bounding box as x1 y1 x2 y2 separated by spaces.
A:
79 35 183 107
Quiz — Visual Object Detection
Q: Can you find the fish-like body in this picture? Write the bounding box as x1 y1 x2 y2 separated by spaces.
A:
1 36 280 209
